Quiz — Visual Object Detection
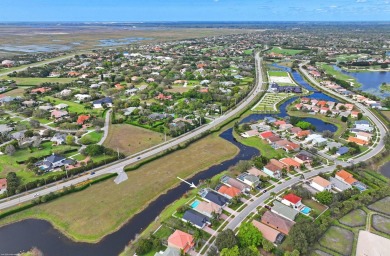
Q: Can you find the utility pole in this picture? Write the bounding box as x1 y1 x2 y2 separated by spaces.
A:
117 147 120 160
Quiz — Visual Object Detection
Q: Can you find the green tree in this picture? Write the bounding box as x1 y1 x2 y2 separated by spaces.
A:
357 112 363 120
239 245 260 256
220 245 240 256
237 222 263 247
315 191 334 205
65 135 74 145
215 229 238 250
262 239 275 252
286 221 321 254
135 238 153 255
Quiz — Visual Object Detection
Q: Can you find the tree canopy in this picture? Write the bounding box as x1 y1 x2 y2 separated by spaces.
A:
237 222 263 248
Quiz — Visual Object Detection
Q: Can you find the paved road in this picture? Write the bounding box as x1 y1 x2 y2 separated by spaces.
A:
0 53 266 210
0 55 75 78
97 109 111 146
199 62 389 255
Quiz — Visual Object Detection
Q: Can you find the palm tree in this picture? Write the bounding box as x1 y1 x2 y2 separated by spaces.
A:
193 229 203 248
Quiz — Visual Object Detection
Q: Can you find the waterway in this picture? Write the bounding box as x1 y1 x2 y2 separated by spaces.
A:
0 65 339 255
380 161 390 178
332 65 390 99
0 128 259 256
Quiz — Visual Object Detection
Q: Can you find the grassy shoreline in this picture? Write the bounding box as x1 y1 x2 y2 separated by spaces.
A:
0 133 239 243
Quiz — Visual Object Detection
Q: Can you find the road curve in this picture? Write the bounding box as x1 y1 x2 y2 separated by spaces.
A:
0 53 266 210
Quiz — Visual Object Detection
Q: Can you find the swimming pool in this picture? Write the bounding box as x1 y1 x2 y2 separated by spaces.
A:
301 206 311 214
190 200 200 209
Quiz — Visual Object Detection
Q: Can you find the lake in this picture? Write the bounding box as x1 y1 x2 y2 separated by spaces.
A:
380 161 390 178
333 65 390 98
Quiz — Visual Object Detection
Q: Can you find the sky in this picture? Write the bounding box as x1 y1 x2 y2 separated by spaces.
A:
1 0 390 22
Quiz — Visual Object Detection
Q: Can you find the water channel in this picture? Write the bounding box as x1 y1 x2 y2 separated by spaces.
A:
0 67 339 255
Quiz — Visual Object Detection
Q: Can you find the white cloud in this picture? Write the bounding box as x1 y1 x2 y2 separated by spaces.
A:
356 0 367 3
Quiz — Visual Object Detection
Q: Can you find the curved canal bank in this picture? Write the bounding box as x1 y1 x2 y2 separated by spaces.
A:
0 128 259 256
0 64 340 255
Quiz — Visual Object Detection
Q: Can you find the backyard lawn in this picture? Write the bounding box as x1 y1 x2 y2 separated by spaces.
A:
234 133 287 159
0 141 79 180
103 124 169 156
0 133 238 242
302 199 327 216
318 226 354 256
43 96 99 114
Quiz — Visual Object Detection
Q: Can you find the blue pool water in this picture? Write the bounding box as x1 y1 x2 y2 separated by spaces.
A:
190 200 200 208
301 206 311 214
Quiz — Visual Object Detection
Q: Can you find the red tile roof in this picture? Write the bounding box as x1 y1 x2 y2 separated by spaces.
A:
283 193 302 204
259 131 274 139
77 115 90 125
168 230 194 253
218 185 241 198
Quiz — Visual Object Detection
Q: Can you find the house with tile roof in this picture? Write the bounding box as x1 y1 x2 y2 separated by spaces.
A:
259 130 274 139
220 175 250 192
348 136 368 146
335 170 358 186
310 176 331 192
263 163 282 179
252 220 284 244
279 158 301 171
193 201 222 218
154 247 180 256
77 115 90 125
261 211 295 235
281 193 302 209
217 185 241 199
167 230 195 253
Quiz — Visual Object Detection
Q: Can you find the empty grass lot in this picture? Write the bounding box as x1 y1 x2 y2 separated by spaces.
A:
4 76 75 86
268 71 289 77
267 47 304 56
372 214 390 235
103 124 169 156
318 226 354 256
0 134 239 242
339 209 367 227
1 87 27 97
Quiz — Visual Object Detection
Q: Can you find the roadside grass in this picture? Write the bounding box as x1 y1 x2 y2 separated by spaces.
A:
268 71 289 77
233 132 287 159
267 47 304 56
81 131 103 144
4 76 75 86
318 63 361 87
43 96 99 114
339 209 367 227
103 124 169 156
318 226 354 256
0 134 238 242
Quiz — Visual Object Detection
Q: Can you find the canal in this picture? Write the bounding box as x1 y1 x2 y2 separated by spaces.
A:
0 67 339 255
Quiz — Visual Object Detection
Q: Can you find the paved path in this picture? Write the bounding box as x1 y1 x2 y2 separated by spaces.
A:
0 53 267 211
97 109 111 146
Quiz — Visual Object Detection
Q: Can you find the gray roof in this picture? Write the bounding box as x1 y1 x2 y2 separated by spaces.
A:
330 177 351 191
272 201 299 221
183 209 210 228
154 247 180 256
0 124 13 134
326 141 342 149
46 154 66 164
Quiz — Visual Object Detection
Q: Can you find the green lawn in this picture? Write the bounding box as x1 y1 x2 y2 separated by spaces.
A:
244 49 253 55
318 63 361 87
368 197 390 215
0 141 80 182
302 199 327 216
372 214 390 235
5 76 75 86
318 226 354 256
267 47 304 56
81 131 103 144
43 96 99 114
339 209 367 227
234 133 287 159
268 71 289 77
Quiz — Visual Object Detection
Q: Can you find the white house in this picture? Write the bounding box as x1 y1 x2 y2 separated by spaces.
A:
74 94 91 101
281 193 302 210
354 120 373 132
310 176 332 192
